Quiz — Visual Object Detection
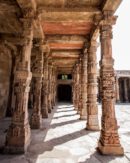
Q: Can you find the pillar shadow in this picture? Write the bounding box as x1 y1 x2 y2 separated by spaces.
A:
78 151 124 163
56 109 75 113
53 113 77 119
50 119 80 129
27 129 99 163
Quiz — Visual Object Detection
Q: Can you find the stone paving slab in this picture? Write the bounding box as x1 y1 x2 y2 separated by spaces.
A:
0 103 130 163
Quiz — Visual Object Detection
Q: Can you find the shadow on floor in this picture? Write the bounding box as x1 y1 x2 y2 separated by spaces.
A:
56 109 75 113
79 151 124 163
53 113 77 119
27 129 99 162
0 103 127 163
50 119 80 129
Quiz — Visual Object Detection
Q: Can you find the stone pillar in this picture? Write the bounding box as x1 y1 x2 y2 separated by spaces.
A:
78 59 82 114
128 78 130 102
86 40 99 130
115 76 120 103
75 64 80 111
53 70 57 105
98 11 124 155
30 39 43 129
5 18 33 153
80 49 88 120
48 62 52 113
72 68 76 108
119 78 124 102
52 65 56 108
41 49 49 118
124 78 129 102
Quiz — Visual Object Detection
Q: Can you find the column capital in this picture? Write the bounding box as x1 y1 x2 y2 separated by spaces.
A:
90 39 99 47
100 11 118 26
88 40 98 54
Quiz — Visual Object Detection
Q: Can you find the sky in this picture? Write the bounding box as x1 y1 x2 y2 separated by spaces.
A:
97 0 130 70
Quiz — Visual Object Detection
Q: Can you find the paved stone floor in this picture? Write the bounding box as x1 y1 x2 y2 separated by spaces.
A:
0 103 130 163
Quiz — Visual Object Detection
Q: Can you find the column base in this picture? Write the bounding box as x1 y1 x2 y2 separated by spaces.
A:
4 124 31 154
98 142 124 156
41 109 48 118
4 142 30 154
86 125 100 131
30 114 42 129
116 100 120 103
80 115 87 120
86 115 100 131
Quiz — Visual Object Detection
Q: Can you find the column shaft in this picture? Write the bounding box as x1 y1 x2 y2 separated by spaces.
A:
124 78 129 102
86 40 99 130
30 41 43 129
98 11 124 155
5 18 33 153
41 53 49 118
115 76 120 102
80 50 88 120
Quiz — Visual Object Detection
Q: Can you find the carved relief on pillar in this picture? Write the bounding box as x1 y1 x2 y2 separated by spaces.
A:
48 60 53 113
86 40 99 130
80 49 88 120
124 78 129 102
74 63 80 111
5 64 32 153
98 11 124 155
41 46 50 118
51 65 56 109
78 58 82 114
115 76 120 102
30 39 44 129
5 12 34 153
72 68 76 108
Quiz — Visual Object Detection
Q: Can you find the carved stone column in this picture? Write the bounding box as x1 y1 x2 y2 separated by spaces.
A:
5 18 33 153
115 76 120 103
72 71 75 106
75 64 80 111
78 59 82 114
124 78 129 102
80 49 88 120
41 46 49 118
53 70 57 105
30 39 43 129
72 68 76 108
48 61 53 113
52 65 56 108
86 40 99 130
98 11 124 155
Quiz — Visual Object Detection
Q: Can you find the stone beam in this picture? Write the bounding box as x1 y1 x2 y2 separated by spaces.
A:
42 22 93 35
38 7 100 13
0 2 20 13
102 0 122 12
51 52 79 59
40 11 99 22
47 35 86 42
16 0 36 11
0 13 22 34
33 17 45 39
36 0 102 10
49 42 84 50
1 35 28 45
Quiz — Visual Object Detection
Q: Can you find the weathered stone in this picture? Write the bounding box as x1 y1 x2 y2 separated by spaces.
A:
97 11 124 155
30 43 43 129
86 40 99 131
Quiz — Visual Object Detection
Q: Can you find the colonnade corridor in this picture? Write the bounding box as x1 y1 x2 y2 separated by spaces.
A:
0 103 130 163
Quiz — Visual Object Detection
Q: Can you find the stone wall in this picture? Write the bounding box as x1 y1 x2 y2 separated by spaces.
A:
0 45 12 119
